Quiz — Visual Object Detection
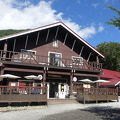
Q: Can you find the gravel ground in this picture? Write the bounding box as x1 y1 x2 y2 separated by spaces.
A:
0 100 120 120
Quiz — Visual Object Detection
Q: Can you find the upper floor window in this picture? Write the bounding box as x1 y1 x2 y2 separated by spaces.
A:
20 49 36 59
53 39 58 47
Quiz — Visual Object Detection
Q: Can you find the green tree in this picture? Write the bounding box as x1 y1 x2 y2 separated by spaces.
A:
0 29 28 38
106 4 120 29
96 42 120 72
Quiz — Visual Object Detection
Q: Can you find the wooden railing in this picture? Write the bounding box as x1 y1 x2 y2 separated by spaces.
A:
76 87 118 104
0 50 102 71
0 86 47 103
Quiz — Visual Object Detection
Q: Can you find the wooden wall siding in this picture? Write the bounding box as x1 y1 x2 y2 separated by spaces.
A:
32 40 79 59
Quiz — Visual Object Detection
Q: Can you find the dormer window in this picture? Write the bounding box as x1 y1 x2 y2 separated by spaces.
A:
53 39 58 47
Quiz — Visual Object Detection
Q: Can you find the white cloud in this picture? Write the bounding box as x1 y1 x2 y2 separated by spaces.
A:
92 3 99 8
98 25 104 32
0 0 101 39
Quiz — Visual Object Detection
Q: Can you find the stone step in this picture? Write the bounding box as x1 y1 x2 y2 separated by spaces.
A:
48 99 79 105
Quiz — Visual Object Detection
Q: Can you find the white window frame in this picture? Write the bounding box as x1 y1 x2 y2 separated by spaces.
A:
53 39 58 48
20 49 36 60
72 56 83 65
48 51 62 66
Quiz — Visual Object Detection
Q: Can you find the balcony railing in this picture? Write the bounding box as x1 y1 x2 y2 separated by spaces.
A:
0 50 102 71
76 87 118 104
0 86 47 103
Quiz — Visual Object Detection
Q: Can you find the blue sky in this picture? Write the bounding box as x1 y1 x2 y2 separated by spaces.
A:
50 0 120 47
0 0 120 47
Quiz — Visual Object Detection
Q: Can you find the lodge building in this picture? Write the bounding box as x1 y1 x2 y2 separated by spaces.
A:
0 22 105 103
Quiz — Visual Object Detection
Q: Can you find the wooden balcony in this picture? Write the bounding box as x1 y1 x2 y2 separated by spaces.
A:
76 87 118 104
0 86 47 103
0 50 102 71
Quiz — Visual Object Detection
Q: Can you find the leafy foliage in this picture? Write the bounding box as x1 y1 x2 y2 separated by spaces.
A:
106 5 120 29
96 42 120 72
0 29 27 38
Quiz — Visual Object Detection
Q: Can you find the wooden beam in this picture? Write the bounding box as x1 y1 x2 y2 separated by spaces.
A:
36 32 40 46
48 71 70 75
87 52 92 62
13 39 16 52
74 73 98 77
72 40 76 50
46 29 50 42
55 26 59 39
25 35 29 49
4 67 43 73
63 33 68 45
79 46 84 56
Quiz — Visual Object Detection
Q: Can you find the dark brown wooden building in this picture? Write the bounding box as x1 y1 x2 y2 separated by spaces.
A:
0 22 104 99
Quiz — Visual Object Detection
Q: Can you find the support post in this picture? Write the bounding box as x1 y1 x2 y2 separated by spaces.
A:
72 40 76 51
0 66 4 81
87 52 92 62
70 70 73 96
43 67 47 86
13 39 16 52
46 29 50 42
63 33 68 45
96 56 99 63
79 46 84 56
36 32 40 46
3 40 8 59
25 35 29 49
55 26 59 39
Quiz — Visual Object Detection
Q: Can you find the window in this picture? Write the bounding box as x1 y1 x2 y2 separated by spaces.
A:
20 49 36 59
53 39 58 47
72 56 83 65
49 52 62 66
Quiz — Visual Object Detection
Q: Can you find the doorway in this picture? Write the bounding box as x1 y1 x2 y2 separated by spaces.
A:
49 83 58 98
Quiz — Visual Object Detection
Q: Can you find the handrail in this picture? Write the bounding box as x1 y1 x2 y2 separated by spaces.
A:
0 85 47 88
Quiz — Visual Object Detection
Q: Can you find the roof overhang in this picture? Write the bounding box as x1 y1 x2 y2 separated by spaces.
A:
0 21 105 58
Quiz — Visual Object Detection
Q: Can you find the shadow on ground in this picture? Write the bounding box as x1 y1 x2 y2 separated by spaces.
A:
81 106 120 120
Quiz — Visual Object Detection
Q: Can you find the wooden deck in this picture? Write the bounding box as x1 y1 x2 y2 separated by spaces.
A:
0 50 102 71
76 87 118 104
0 86 47 104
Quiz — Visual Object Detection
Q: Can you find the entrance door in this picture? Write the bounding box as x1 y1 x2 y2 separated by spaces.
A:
49 83 58 98
49 53 61 66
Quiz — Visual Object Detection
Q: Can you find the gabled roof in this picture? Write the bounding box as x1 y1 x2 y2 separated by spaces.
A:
100 69 120 86
0 21 104 58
